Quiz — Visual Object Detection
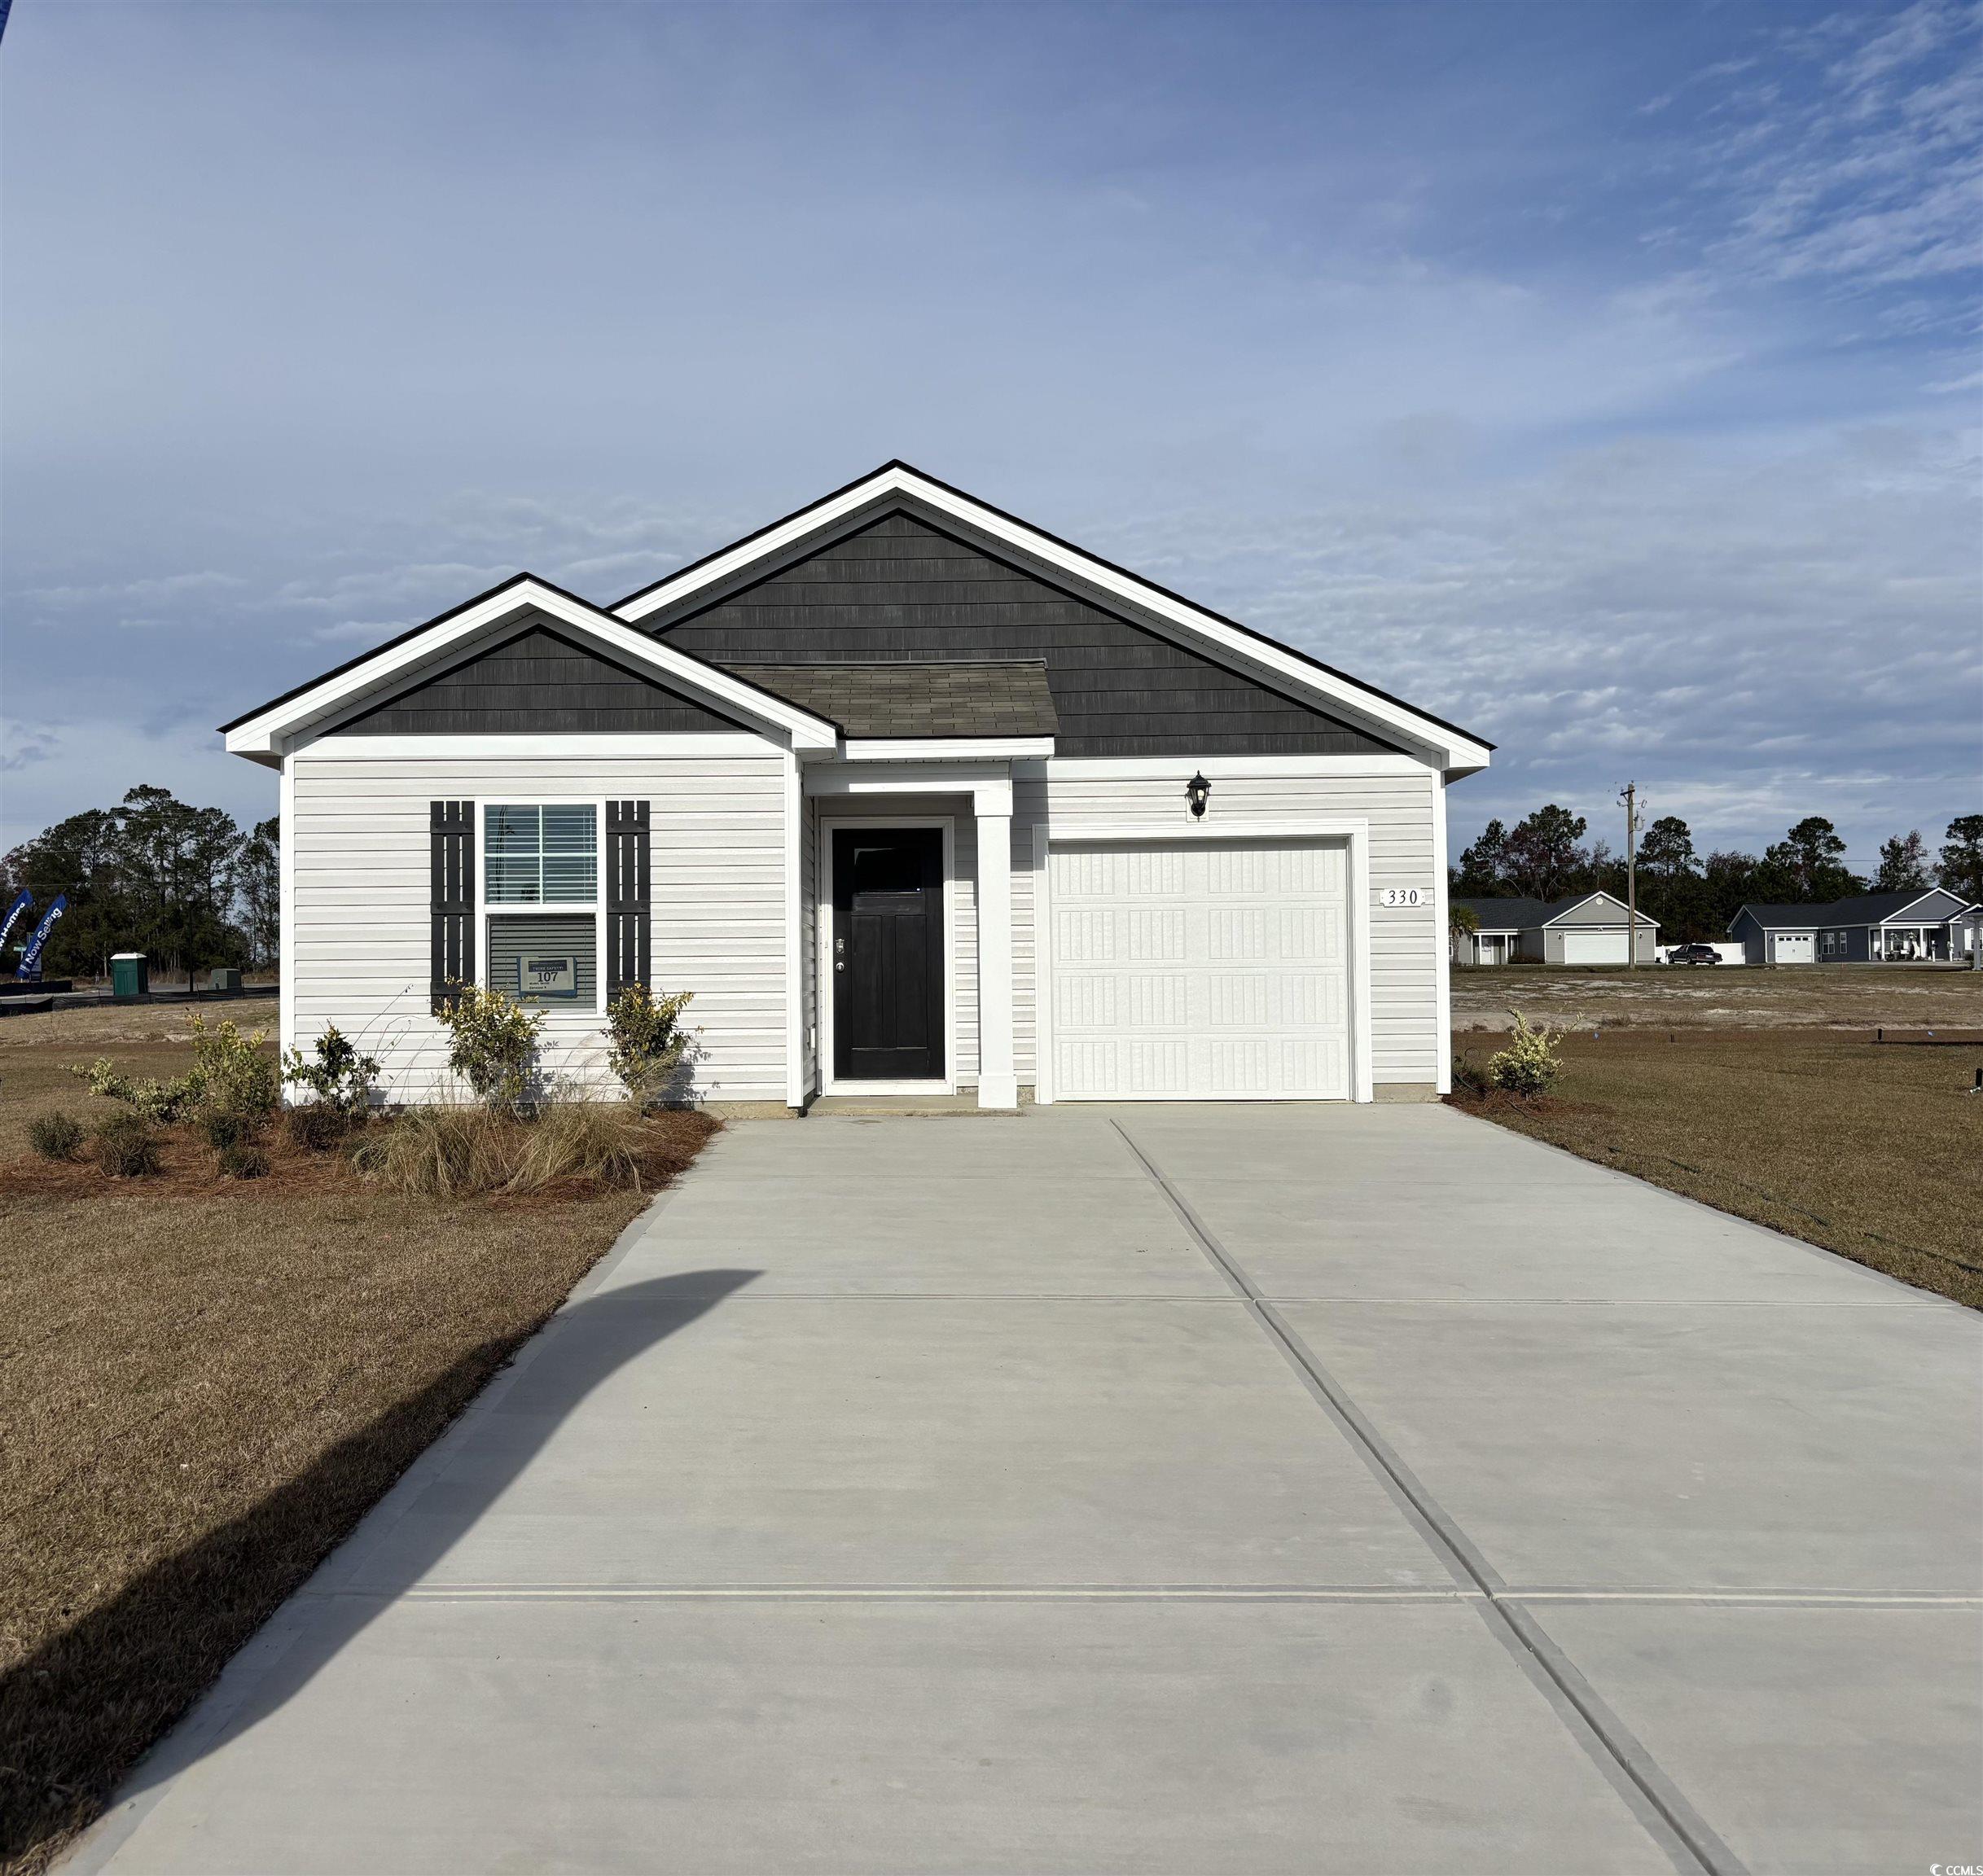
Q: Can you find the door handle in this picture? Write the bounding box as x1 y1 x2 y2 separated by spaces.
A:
834 936 846 973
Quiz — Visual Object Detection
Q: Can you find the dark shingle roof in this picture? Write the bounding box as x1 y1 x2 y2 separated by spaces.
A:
1455 892 1655 931
718 660 1059 739
1732 888 1973 928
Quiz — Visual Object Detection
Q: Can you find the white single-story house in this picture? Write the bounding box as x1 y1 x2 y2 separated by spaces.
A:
1728 889 1981 965
1451 892 1659 966
222 463 1492 1110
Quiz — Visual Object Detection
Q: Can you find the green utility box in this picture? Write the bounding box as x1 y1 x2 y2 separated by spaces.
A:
208 967 243 992
111 953 150 998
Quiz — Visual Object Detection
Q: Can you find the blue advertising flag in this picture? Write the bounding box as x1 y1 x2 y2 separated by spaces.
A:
18 894 67 980
0 888 32 954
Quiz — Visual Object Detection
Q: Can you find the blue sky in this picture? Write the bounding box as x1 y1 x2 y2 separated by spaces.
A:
3 0 1977 869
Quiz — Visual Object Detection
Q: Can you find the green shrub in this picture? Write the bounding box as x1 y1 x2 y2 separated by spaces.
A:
1487 1015 1562 1098
603 984 695 1107
282 1023 381 1117
435 984 543 1112
217 1140 270 1180
187 1015 279 1120
200 1107 259 1151
72 1059 200 1122
93 1112 162 1177
29 1111 85 1161
282 1102 350 1152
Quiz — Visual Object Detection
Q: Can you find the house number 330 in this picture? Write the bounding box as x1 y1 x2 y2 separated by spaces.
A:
1377 887 1425 908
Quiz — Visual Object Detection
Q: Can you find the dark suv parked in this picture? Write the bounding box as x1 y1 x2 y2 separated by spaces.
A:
1667 943 1722 966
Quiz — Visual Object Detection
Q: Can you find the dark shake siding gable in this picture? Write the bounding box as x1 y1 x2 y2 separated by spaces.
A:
654 511 1401 759
330 618 752 737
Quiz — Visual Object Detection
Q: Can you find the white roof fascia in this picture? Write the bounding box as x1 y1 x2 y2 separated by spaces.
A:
223 580 838 757
840 736 1055 763
612 466 1492 776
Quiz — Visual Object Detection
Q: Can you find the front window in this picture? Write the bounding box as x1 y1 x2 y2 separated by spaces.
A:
486 804 598 904
482 804 600 1008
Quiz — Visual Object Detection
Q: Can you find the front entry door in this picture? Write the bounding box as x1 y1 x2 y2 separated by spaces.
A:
832 827 945 1081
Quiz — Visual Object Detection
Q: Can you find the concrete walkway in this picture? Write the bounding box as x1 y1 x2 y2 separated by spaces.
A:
74 1106 1982 1875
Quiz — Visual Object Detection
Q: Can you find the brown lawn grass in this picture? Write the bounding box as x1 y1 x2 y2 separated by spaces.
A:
0 1002 717 1875
1450 1026 1983 1308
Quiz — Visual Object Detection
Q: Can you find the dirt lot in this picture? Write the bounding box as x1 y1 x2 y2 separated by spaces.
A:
0 1001 715 1875
1450 1026 1983 1310
1453 962 1983 1032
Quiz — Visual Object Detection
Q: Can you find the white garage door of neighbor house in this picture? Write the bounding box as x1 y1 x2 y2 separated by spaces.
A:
1774 932 1814 962
1048 839 1349 1100
1561 931 1631 965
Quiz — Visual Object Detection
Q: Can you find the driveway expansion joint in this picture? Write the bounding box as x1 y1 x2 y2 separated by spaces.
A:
1112 1118 1753 1876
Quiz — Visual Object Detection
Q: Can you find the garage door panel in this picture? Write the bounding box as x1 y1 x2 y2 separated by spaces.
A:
1561 932 1630 965
1050 839 1350 1102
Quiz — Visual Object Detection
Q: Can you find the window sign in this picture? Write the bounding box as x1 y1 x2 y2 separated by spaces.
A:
486 804 598 904
520 953 578 1000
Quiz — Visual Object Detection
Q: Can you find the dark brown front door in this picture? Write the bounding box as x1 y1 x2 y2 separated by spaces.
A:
832 827 944 1081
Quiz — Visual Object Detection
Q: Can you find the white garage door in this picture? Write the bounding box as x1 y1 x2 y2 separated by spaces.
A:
1773 932 1814 963
1561 931 1630 965
1047 839 1349 1100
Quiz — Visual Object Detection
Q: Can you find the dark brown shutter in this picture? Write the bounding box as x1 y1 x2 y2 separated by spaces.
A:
607 800 651 997
430 800 476 1010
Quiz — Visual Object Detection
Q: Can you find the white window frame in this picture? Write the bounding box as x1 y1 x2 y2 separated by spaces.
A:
476 797 609 1019
815 814 959 1097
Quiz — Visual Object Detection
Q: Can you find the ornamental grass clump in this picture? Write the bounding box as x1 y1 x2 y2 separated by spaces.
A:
435 984 543 1112
603 984 695 1108
29 1111 85 1161
1486 1014 1562 1098
349 1098 670 1198
92 1112 162 1178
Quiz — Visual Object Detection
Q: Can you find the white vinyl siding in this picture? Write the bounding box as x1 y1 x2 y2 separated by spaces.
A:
287 744 789 1103
1020 766 1441 1087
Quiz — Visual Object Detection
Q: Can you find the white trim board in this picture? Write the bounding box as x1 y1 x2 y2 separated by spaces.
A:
1033 819 1373 1106
612 465 1491 777
815 814 960 1099
225 578 838 761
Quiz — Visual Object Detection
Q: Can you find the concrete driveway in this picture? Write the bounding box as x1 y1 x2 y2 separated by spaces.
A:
75 1106 1982 1876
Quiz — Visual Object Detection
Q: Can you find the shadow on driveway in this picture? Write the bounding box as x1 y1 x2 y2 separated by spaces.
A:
7 1268 757 1872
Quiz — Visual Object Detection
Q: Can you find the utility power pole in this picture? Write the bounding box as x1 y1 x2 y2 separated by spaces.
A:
1620 782 1641 970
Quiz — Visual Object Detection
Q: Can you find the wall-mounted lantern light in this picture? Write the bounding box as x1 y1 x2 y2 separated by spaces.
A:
1186 771 1211 819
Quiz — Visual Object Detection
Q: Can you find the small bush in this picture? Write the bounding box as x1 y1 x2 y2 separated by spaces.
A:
282 1023 381 1117
73 1059 200 1123
435 984 543 1112
93 1113 162 1177
603 984 695 1108
282 1102 350 1152
29 1111 85 1161
1487 1014 1562 1098
188 1015 279 1120
217 1140 270 1180
200 1107 260 1151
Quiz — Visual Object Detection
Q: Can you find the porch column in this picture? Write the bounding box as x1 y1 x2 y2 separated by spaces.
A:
975 790 1018 1110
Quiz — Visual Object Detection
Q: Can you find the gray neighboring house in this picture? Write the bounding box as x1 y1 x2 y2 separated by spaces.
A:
1452 892 1658 966
1727 888 1982 965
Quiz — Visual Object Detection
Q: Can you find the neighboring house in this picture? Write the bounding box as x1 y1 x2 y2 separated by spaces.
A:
1728 889 1982 965
1452 892 1659 966
222 463 1491 1109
